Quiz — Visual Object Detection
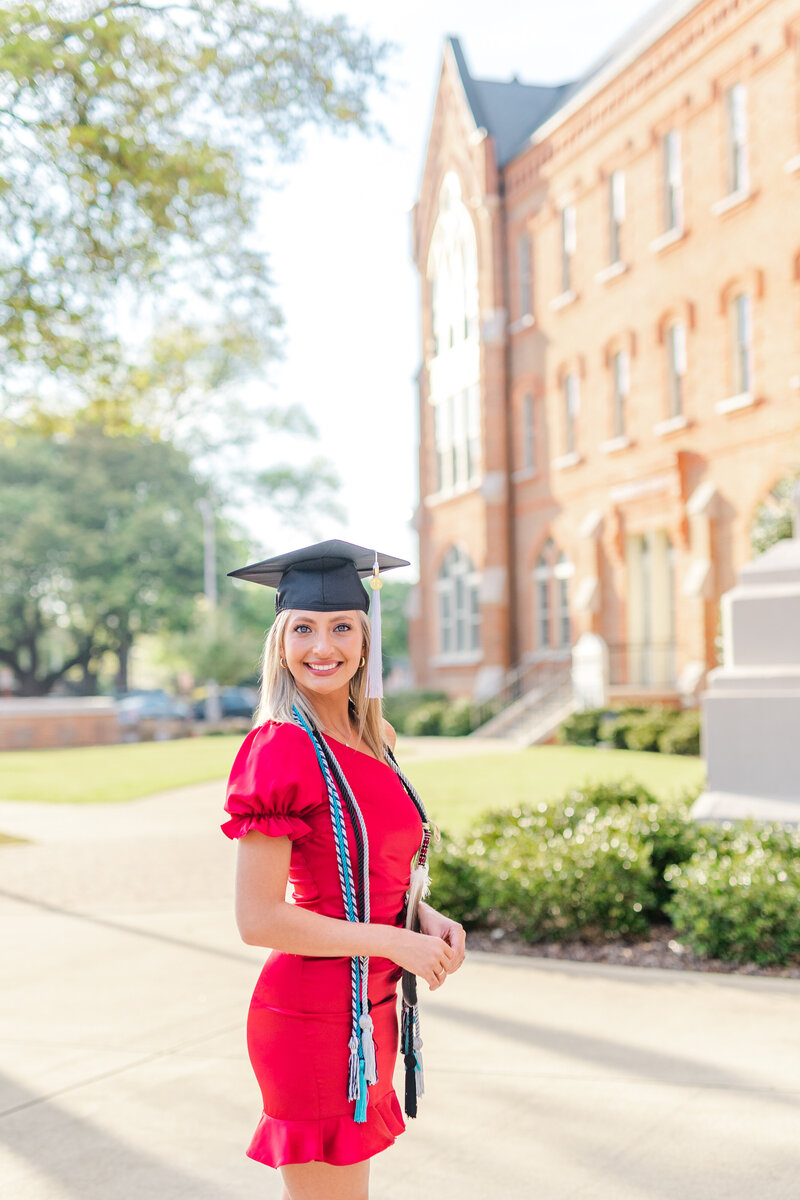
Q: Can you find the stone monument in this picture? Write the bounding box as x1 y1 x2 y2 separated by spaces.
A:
692 485 800 823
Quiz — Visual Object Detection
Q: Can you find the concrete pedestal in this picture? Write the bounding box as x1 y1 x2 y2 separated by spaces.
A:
693 528 800 823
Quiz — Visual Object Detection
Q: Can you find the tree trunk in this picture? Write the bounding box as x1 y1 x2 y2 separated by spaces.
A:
115 634 131 694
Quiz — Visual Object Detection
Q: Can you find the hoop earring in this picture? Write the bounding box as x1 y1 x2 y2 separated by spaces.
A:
359 656 365 668
280 657 288 669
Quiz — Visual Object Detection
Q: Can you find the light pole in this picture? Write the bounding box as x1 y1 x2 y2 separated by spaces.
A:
197 497 222 723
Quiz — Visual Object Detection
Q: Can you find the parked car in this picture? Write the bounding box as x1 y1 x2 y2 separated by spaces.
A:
193 686 258 721
115 690 193 741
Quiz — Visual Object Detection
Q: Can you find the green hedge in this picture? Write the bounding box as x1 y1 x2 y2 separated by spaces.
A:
385 690 482 737
429 783 800 967
666 823 800 965
560 706 701 756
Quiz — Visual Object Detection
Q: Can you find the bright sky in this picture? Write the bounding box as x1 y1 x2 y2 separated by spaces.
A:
247 0 662 581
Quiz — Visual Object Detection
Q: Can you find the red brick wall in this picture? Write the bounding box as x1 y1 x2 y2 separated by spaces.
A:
412 0 800 698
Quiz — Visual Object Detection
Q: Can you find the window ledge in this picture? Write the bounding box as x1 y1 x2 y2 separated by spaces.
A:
511 467 538 483
508 313 535 333
654 414 690 437
716 391 756 415
431 651 484 668
784 153 800 175
711 187 754 217
595 260 627 284
549 289 577 312
424 480 483 507
552 451 583 471
649 226 686 254
791 374 800 391
599 435 632 455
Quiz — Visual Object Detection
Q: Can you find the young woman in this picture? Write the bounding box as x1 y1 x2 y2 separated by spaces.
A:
221 541 466 1200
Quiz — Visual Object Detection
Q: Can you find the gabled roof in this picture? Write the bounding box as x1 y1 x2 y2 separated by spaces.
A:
448 37 571 167
446 2 701 166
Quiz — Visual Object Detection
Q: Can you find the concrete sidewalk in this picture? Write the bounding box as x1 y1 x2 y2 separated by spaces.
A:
1 784 798 1199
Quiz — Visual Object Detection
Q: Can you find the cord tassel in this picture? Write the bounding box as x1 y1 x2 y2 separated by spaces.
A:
414 1023 425 1097
354 1059 368 1123
347 1034 360 1103
359 1012 378 1085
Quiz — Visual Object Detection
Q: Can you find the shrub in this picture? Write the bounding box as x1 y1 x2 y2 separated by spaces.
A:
383 690 447 734
620 710 673 753
479 803 655 942
557 709 606 746
657 709 701 756
439 697 476 737
404 701 448 737
666 823 800 965
428 832 487 929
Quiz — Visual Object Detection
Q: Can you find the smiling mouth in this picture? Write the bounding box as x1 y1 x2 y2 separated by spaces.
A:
304 662 342 674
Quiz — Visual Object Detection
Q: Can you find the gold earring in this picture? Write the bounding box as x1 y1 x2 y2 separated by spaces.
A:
280 657 287 669
359 656 366 668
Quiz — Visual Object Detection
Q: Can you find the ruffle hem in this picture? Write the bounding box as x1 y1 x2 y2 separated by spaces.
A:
246 1090 406 1167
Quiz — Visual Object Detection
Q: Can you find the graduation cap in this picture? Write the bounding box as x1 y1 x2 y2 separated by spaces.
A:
228 539 410 699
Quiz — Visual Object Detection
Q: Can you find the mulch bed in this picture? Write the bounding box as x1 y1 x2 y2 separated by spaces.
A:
466 924 800 979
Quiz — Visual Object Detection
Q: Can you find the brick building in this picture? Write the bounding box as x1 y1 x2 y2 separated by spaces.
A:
410 0 800 706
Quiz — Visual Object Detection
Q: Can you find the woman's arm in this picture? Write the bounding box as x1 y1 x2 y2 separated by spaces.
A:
417 901 467 975
235 830 455 989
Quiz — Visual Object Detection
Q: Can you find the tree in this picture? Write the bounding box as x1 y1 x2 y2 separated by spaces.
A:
378 578 411 676
0 1 386 435
0 425 244 694
751 470 800 555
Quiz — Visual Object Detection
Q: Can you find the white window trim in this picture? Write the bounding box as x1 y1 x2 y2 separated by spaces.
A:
711 187 752 217
508 313 536 333
600 434 632 454
784 153 800 175
650 227 686 254
725 82 749 197
431 651 484 668
596 260 627 284
716 391 756 415
424 480 483 507
549 289 577 311
552 451 583 470
511 466 538 483
654 414 690 437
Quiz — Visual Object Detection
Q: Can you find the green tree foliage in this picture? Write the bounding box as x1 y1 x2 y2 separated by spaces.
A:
377 578 410 675
0 1 386 432
0 425 242 694
751 470 800 555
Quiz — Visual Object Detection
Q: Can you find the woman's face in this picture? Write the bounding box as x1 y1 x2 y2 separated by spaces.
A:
283 610 364 699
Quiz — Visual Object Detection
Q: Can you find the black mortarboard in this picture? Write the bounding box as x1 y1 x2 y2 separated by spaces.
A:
228 540 410 700
227 539 409 613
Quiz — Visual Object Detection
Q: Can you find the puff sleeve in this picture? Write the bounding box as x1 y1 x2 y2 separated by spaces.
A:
221 722 316 843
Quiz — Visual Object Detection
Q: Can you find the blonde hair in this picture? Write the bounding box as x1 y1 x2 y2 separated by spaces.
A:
254 608 388 760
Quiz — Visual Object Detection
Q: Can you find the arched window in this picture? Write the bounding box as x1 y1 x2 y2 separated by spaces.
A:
533 540 573 651
437 546 481 656
427 175 482 496
428 174 479 356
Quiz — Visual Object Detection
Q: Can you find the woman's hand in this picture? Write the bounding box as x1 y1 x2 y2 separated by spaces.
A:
418 903 466 977
388 927 455 991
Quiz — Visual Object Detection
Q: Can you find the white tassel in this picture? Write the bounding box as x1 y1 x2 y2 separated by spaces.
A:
359 1012 378 1085
366 553 383 699
347 1034 361 1102
404 863 431 930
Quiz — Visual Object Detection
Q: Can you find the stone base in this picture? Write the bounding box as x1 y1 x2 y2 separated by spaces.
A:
691 790 800 825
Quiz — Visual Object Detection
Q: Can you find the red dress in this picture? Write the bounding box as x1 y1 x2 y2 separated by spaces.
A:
221 720 423 1167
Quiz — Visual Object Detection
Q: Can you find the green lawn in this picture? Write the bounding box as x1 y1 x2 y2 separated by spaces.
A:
406 745 705 835
0 735 705 825
0 735 244 804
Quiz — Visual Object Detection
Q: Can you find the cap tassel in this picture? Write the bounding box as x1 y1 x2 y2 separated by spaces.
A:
366 553 383 699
